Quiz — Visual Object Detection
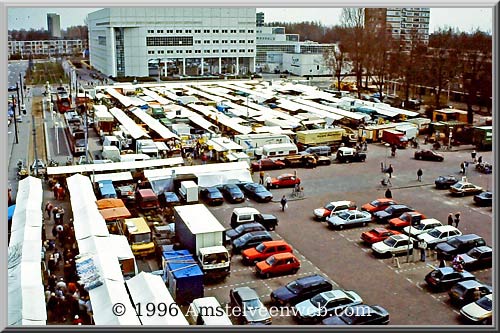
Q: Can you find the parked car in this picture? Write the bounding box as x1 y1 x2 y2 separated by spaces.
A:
417 226 462 249
255 253 301 278
388 211 426 230
361 198 397 213
361 228 401 244
242 240 293 265
460 294 493 324
293 290 363 323
402 218 443 237
230 207 260 229
474 191 492 206
449 181 483 197
424 267 476 291
435 175 459 189
372 234 415 257
271 173 301 188
321 304 390 325
240 183 273 203
199 186 224 206
435 234 486 260
270 274 333 306
250 158 285 171
475 162 492 174
326 210 372 230
313 200 357 221
461 246 493 270
304 146 331 156
232 231 273 254
225 223 267 245
218 184 245 203
449 280 492 307
336 147 366 163
255 213 279 231
414 149 444 161
372 204 414 224
229 287 272 325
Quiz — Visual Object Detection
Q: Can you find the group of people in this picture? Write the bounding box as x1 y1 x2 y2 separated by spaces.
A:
447 212 461 228
259 171 273 190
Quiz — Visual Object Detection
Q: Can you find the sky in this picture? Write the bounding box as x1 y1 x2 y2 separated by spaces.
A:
7 7 493 33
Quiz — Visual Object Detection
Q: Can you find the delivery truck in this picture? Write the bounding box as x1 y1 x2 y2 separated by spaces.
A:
174 204 230 279
394 123 419 140
382 129 409 148
295 128 346 150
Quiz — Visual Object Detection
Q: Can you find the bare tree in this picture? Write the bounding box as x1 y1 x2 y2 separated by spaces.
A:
323 43 346 90
365 22 393 99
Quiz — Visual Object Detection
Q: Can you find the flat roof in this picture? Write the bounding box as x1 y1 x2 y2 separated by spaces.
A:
174 204 225 234
108 107 149 140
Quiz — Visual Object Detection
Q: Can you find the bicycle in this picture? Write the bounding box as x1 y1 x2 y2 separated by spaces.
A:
291 186 304 198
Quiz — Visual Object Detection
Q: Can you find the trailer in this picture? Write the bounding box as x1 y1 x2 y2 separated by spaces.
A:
382 129 409 149
174 204 230 279
295 128 346 150
234 133 292 158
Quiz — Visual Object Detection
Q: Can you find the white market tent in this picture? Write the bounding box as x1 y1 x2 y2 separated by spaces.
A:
105 88 135 108
91 171 133 183
126 272 189 326
142 88 171 105
294 98 365 121
130 107 179 140
8 177 46 326
47 157 184 175
108 107 150 140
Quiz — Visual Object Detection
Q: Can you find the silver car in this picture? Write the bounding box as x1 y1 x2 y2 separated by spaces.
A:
230 286 272 325
294 289 363 322
326 210 372 230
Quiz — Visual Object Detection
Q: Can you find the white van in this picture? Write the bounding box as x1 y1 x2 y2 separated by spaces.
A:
189 297 232 326
255 143 298 160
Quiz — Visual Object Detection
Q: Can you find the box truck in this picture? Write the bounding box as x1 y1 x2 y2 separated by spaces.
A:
295 128 346 150
174 204 230 279
382 129 409 148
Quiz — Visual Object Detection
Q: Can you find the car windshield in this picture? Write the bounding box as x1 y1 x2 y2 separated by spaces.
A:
430 270 443 278
324 203 335 210
311 294 329 308
239 233 252 242
337 211 351 219
339 311 360 325
244 299 261 310
255 243 266 253
413 224 426 230
476 297 493 311
447 238 462 247
235 225 246 233
370 200 381 207
384 238 397 247
427 229 442 238
286 281 302 294
467 248 481 259
386 206 396 214
452 183 463 189
265 256 276 265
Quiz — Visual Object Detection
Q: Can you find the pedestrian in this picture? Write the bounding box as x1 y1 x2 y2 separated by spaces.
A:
208 149 213 161
387 164 394 178
259 170 265 185
460 162 465 174
454 212 461 228
201 153 208 165
417 168 423 182
418 239 427 262
265 174 272 190
473 287 482 301
58 207 65 223
52 206 59 221
478 155 483 164
280 195 288 212
385 188 392 199
448 213 454 226
45 201 53 219
463 161 469 175
471 150 477 163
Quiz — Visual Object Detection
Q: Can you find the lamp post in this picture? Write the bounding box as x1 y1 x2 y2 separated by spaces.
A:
383 143 390 172
448 127 453 150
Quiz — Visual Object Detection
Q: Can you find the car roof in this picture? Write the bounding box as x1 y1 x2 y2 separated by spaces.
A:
420 218 442 225
433 225 458 232
374 198 394 203
295 274 328 285
372 227 390 233
233 207 260 215
390 234 411 241
437 267 474 277
328 200 355 206
456 280 485 289
277 173 295 177
247 231 271 237
320 290 350 301
270 253 296 260
453 234 482 241
261 240 289 247
233 286 258 300
389 204 410 209
473 245 492 253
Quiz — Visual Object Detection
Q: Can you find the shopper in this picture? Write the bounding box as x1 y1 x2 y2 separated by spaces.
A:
417 168 423 182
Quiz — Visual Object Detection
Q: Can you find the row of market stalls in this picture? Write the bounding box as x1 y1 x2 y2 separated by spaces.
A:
8 177 46 326
66 174 188 325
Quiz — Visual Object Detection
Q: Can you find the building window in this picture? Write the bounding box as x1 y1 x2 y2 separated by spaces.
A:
213 29 219 33
248 29 254 33
176 30 182 33
147 50 154 54
231 29 236 33
231 49 236 52
166 30 173 33
239 29 245 33
147 29 154 34
248 49 253 52
195 40 201 44
204 29 210 33
146 36 194 46
213 49 218 53
248 40 254 43
195 29 201 33
230 40 236 43
222 49 228 53
185 29 191 33
205 50 210 53
167 50 173 54
98 36 106 46
157 30 163 33
204 40 210 44
213 40 219 43
186 50 192 53
239 40 245 43
222 40 228 44
239 49 245 52
195 50 201 53
158 50 164 54
222 29 228 33
176 50 183 53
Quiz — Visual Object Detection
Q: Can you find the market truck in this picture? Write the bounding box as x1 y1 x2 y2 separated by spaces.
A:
382 129 409 148
295 128 346 150
472 126 492 150
122 217 155 257
174 204 230 279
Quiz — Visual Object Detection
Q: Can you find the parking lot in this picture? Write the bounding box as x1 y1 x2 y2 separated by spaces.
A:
203 142 492 325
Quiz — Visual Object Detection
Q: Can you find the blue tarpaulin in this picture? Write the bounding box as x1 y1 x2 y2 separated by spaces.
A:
8 205 15 221
162 250 204 304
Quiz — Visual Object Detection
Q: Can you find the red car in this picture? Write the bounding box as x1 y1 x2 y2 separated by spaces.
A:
242 240 293 265
255 253 301 278
361 228 401 244
389 212 426 229
361 199 397 213
251 159 286 171
271 173 301 188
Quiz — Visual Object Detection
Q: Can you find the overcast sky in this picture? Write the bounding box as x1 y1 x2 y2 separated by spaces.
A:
7 7 493 33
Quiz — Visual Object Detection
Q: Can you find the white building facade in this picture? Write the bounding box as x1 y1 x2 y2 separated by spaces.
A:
8 40 83 58
87 8 257 78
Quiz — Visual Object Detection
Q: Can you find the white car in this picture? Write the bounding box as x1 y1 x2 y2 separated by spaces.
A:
460 294 492 324
326 210 371 230
402 218 443 237
417 225 462 249
372 234 415 257
313 200 356 221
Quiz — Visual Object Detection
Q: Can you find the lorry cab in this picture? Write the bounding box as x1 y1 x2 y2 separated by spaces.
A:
136 189 160 210
122 217 155 257
231 207 261 229
199 246 231 279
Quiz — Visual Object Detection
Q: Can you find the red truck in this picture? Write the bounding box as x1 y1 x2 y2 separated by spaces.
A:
382 129 409 149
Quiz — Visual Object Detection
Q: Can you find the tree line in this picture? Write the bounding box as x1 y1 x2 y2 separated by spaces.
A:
9 25 88 41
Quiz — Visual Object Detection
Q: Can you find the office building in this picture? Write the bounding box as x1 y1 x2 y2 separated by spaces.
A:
47 13 62 38
8 39 84 58
87 8 256 78
256 12 265 27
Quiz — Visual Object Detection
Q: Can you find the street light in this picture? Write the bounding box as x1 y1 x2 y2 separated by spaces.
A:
383 143 390 172
448 127 453 150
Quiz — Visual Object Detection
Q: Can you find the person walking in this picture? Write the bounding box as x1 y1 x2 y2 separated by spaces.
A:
386 164 394 178
45 201 54 219
460 162 465 174
448 213 454 226
418 239 427 262
265 174 272 191
280 195 288 212
454 212 461 228
478 155 483 164
385 188 392 199
417 168 423 182
259 170 265 185
471 150 477 163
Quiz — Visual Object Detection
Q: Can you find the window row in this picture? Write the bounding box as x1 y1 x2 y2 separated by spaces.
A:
147 29 254 34
148 49 254 54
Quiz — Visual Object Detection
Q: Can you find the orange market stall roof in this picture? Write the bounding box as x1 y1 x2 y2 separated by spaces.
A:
99 207 132 221
96 198 126 210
